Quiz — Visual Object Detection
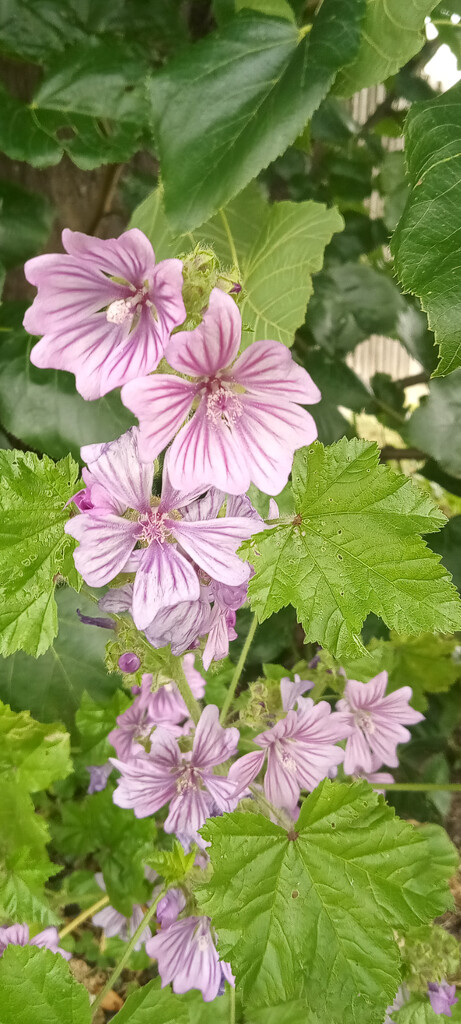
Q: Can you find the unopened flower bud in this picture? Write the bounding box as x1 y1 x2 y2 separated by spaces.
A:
118 652 141 673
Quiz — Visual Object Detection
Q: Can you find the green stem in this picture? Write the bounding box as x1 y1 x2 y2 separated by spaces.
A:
59 895 109 939
91 892 164 1018
380 783 461 792
220 613 258 724
230 983 236 1024
172 656 201 725
219 208 240 275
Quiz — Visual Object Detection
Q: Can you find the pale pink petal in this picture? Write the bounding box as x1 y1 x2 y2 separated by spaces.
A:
110 756 178 817
280 675 314 712
80 429 153 514
192 705 239 769
168 404 250 495
132 543 200 630
182 653 206 699
165 785 213 835
30 317 135 400
122 374 196 462
288 740 345 791
202 772 240 811
62 227 156 281
99 584 133 613
24 255 125 331
160 450 213 513
345 673 388 710
264 747 301 809
64 514 139 587
150 258 186 334
149 726 183 770
232 340 321 404
228 750 266 796
172 517 256 586
232 394 318 494
166 288 241 377
343 730 375 775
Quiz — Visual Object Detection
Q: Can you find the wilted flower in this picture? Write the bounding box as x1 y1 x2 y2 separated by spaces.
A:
229 699 350 813
0 924 71 960
336 671 424 776
156 888 186 928
86 762 113 794
24 228 185 399
145 915 234 1002
122 288 320 495
92 874 154 950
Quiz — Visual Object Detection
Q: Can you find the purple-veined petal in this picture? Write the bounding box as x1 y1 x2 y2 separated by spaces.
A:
202 771 240 811
228 750 266 796
132 542 200 630
150 258 186 334
182 653 206 699
80 428 154 514
164 784 213 836
192 705 239 769
62 227 156 282
232 339 321 404
23 255 126 332
122 374 196 463
233 394 318 494
171 517 257 586
264 746 301 810
111 754 178 817
166 288 241 377
64 513 139 587
168 403 250 495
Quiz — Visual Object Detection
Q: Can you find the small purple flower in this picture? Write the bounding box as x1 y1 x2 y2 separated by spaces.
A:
229 700 350 813
121 288 320 495
0 924 71 960
111 705 239 843
118 652 141 673
139 655 206 729
108 686 157 761
87 762 113 794
428 981 458 1016
336 671 424 776
156 888 186 928
64 429 259 630
145 915 234 1002
24 228 185 399
280 673 314 711
92 874 153 950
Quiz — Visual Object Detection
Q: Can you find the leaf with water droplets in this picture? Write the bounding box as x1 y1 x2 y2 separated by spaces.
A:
240 438 461 658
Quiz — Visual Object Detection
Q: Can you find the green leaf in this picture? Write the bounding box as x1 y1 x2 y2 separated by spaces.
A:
236 0 295 21
305 263 407 357
242 439 461 658
298 348 371 444
406 370 461 477
335 0 438 96
76 690 130 766
0 181 54 270
0 304 135 460
0 701 71 791
428 515 461 593
0 782 59 924
34 40 149 123
378 152 410 232
391 81 461 377
149 1 365 230
0 450 79 657
393 995 446 1023
344 632 460 713
197 780 454 1021
0 84 62 167
52 787 157 916
0 587 121 728
132 187 343 348
0 945 91 1024
111 978 189 1024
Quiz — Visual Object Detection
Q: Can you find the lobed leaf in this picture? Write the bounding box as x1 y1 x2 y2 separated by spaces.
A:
0 945 91 1024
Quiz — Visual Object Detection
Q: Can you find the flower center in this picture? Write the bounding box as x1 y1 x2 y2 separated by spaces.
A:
277 743 297 774
354 709 375 735
105 286 157 327
138 508 169 545
205 380 243 428
176 766 200 794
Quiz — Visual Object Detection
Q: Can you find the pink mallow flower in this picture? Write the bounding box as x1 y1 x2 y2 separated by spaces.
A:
336 671 424 776
146 915 234 1002
280 673 314 711
121 288 320 495
428 981 458 1017
64 429 259 630
111 705 238 843
229 699 350 813
139 655 206 727
24 228 185 400
92 873 154 950
0 924 71 960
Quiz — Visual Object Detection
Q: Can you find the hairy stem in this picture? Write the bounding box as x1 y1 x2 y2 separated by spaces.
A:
172 656 201 725
381 783 461 792
59 895 110 939
91 892 164 1018
220 612 258 724
230 983 236 1024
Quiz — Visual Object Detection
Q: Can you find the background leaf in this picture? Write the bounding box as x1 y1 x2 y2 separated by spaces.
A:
0 701 71 791
0 945 91 1024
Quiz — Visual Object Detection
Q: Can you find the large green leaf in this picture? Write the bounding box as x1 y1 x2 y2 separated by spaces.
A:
0 305 135 460
0 450 79 657
305 263 407 356
428 515 461 593
0 588 121 727
34 39 149 122
0 84 62 167
392 81 461 376
111 979 189 1024
406 371 461 477
0 783 59 924
0 181 54 270
0 946 91 1024
197 781 455 1021
393 996 450 1023
241 439 461 658
335 0 438 96
131 187 343 348
0 701 71 791
149 1 365 229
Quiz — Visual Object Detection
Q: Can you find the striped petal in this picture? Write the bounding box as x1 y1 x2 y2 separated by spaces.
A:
132 542 200 629
171 517 257 586
64 514 139 587
166 288 241 377
232 339 321 404
81 428 154 514
168 404 250 495
122 374 196 463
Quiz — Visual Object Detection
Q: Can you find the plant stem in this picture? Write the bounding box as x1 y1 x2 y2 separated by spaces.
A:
379 446 426 462
171 656 201 725
91 893 164 1018
230 983 236 1024
220 612 258 724
219 208 240 274
59 895 110 938
380 783 461 792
